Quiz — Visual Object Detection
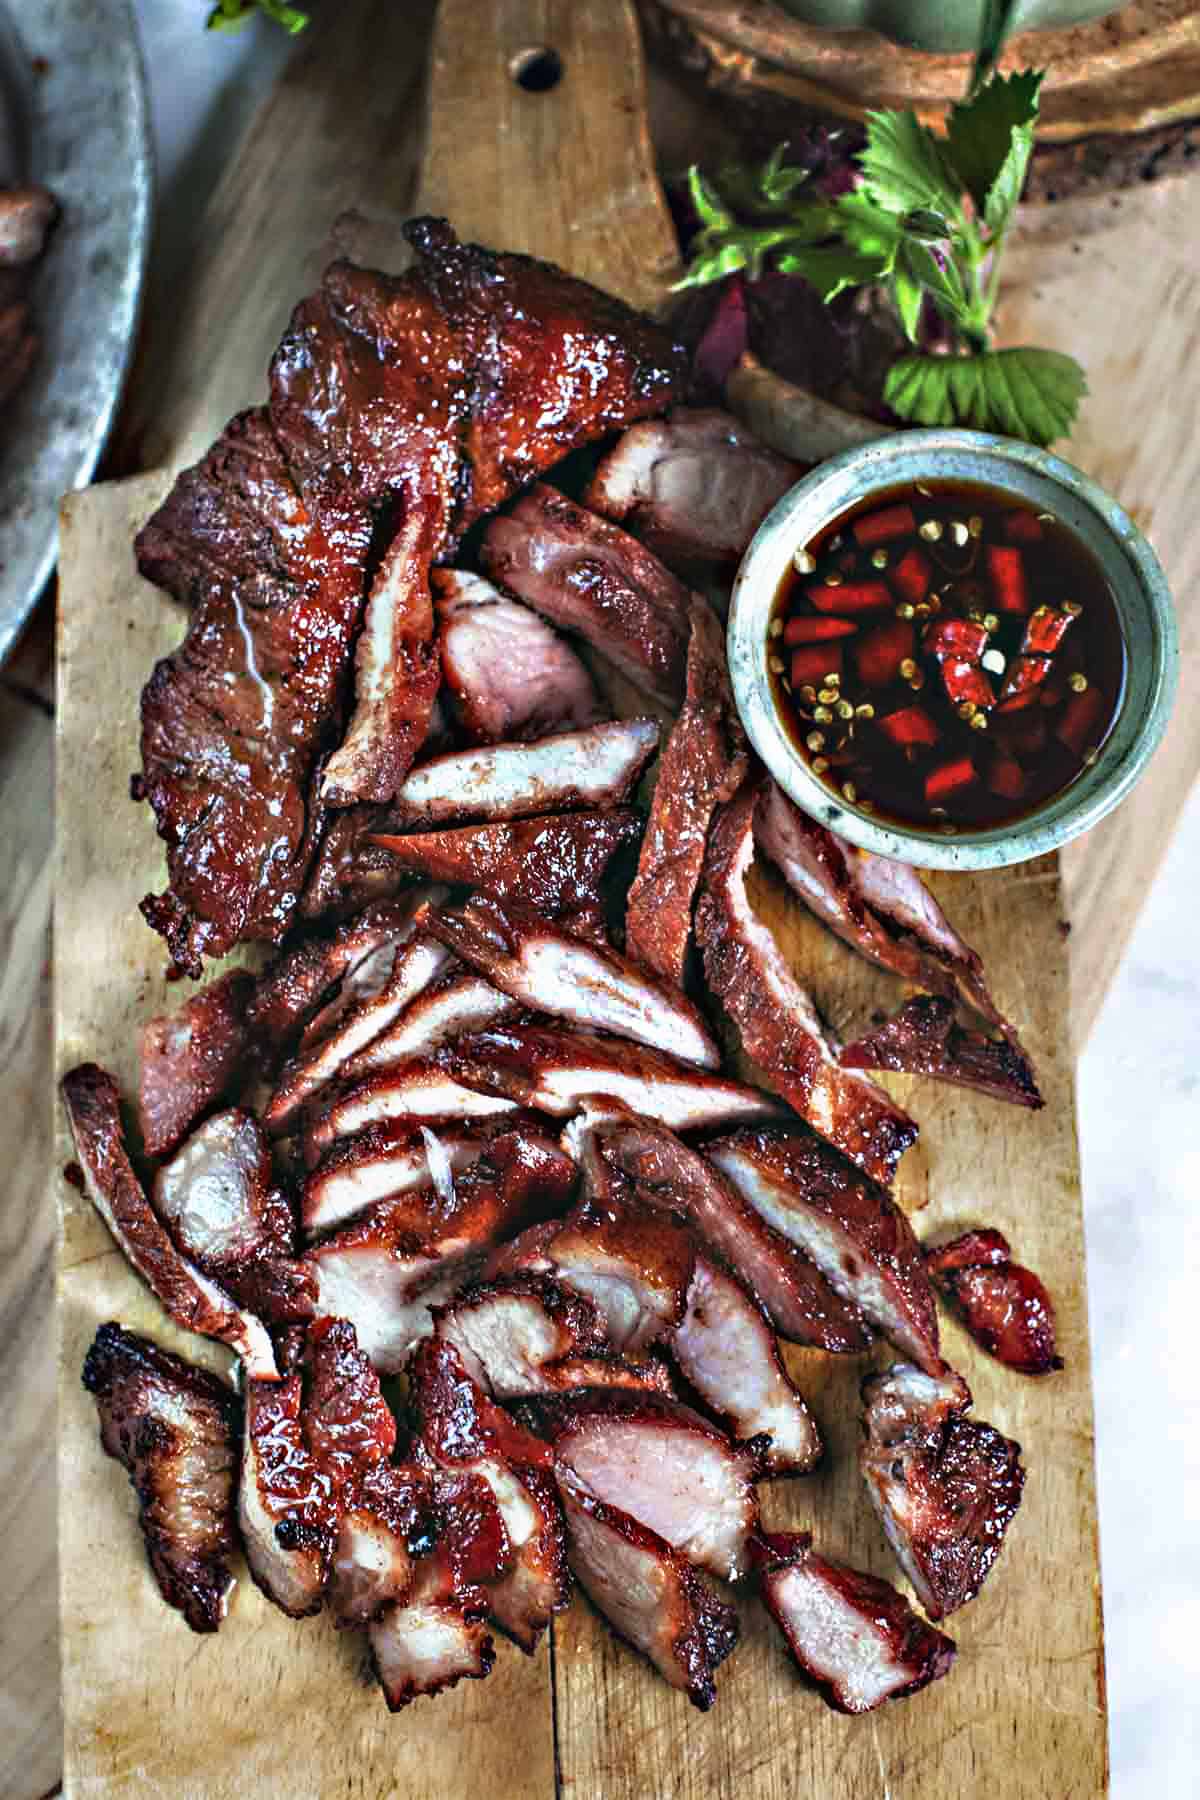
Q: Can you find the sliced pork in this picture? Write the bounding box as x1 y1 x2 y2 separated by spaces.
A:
239 1370 333 1617
925 1229 1062 1376
305 1062 518 1165
752 1532 956 1713
434 568 605 742
82 1323 239 1632
330 1461 434 1629
706 1127 939 1374
62 1064 278 1379
368 1530 496 1710
364 810 641 917
380 718 659 830
245 899 424 1052
584 408 800 569
860 1363 1025 1620
434 1275 605 1398
482 484 692 706
842 996 1043 1108
697 785 917 1186
559 1482 738 1710
428 894 720 1068
138 970 254 1157
341 969 519 1081
625 597 748 988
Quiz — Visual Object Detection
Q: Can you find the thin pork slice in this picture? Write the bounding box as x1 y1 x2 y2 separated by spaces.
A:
752 1531 956 1713
842 996 1043 1109
697 784 917 1186
343 968 519 1081
82 1323 239 1632
625 597 748 987
706 1127 939 1373
62 1065 278 1379
139 969 255 1156
239 1369 333 1617
330 1461 434 1629
245 899 425 1052
925 1229 1062 1377
304 1061 518 1165
363 809 642 916
428 893 720 1068
434 568 605 742
482 484 692 706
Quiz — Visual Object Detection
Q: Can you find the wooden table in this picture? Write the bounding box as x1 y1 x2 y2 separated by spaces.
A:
1 2 1197 1791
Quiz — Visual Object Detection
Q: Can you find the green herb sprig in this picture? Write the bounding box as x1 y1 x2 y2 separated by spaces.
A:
206 0 310 34
679 71 1086 447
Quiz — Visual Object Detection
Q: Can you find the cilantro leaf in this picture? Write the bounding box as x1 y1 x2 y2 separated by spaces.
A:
772 245 887 303
835 190 907 275
983 118 1037 237
207 0 309 30
891 266 925 345
901 239 969 327
687 166 736 233
883 347 1087 445
946 71 1042 215
859 108 960 222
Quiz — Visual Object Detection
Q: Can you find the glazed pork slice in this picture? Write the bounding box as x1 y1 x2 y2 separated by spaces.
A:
860 1362 1025 1620
62 1065 278 1379
519 1390 759 1581
154 1109 314 1323
82 1323 239 1632
434 1275 604 1397
428 894 720 1068
697 784 917 1187
672 1256 821 1475
843 995 1044 1109
706 1127 939 1373
446 1023 783 1133
330 1461 435 1629
378 718 660 830
245 899 425 1052
341 968 519 1081
558 1481 739 1710
752 1531 956 1713
139 969 255 1156
305 1061 518 1165
925 1229 1062 1376
482 484 692 707
625 597 748 988
368 1524 497 1710
583 407 801 569
434 568 605 742
240 1369 334 1617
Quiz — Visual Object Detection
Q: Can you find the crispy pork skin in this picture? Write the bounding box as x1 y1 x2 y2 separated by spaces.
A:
429 894 720 1067
245 899 423 1052
446 1023 783 1132
482 484 693 706
341 969 519 1080
583 408 801 569
240 1370 333 1617
559 1481 738 1710
363 810 641 917
706 1127 939 1373
82 1323 239 1632
155 1109 314 1323
752 1532 956 1713
305 1061 518 1164
62 1065 278 1379
925 1229 1062 1376
377 718 659 831
672 1256 821 1475
434 569 605 742
842 996 1043 1109
625 597 748 987
860 1363 1025 1620
520 1390 759 1581
697 785 917 1186
139 970 254 1156
585 1103 872 1353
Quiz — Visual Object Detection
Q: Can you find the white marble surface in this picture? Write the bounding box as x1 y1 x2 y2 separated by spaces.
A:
132 6 1200 1794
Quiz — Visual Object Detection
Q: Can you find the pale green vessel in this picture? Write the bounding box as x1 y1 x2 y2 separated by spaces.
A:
771 0 1123 54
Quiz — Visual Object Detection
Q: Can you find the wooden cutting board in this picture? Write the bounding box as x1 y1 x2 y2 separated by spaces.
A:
54 2 1106 1794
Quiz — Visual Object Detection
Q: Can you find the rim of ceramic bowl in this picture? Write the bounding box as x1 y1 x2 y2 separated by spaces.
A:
727 427 1178 871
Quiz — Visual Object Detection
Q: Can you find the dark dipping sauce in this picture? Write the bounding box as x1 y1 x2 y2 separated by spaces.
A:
768 480 1127 832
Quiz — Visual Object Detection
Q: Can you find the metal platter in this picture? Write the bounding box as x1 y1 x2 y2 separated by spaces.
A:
0 0 150 664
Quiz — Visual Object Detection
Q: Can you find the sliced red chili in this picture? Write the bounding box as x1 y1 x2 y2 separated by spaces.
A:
1022 605 1075 656
808 579 893 615
855 616 915 688
996 685 1043 714
924 616 989 661
942 659 996 711
1000 654 1053 704
790 643 843 687
782 614 858 646
852 504 916 547
1002 510 1044 545
986 544 1030 614
890 546 931 604
878 705 940 750
1056 685 1104 756
988 752 1027 800
925 754 977 808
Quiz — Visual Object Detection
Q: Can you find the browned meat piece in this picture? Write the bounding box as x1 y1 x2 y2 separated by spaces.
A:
301 1315 398 1487
428 893 720 1068
433 1275 607 1397
304 1060 518 1165
82 1323 239 1632
706 1127 939 1373
434 569 605 742
245 899 422 1050
0 185 58 265
62 1064 278 1379
752 1531 955 1713
368 1533 495 1710
137 219 686 974
842 995 1043 1109
239 1370 333 1617
672 1256 821 1476
626 597 748 987
925 1229 1062 1376
697 784 917 1186
519 1390 759 1581
860 1362 1025 1620
558 1481 738 1710
341 968 519 1081
376 718 660 832
330 1461 435 1629
582 1101 872 1353
482 486 692 707
154 1109 314 1323
755 780 1037 1067
446 1023 783 1133
138 970 254 1157
584 408 800 570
